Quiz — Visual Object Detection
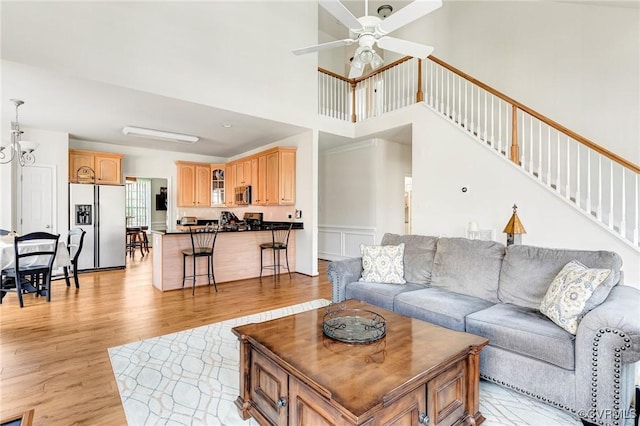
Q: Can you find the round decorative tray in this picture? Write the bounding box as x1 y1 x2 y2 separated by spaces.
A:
322 304 386 344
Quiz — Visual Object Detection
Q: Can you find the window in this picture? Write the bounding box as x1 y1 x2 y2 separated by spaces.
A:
125 178 151 227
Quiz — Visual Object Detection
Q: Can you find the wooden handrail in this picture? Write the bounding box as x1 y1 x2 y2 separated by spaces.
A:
427 55 640 174
318 68 350 83
317 56 414 84
318 54 639 174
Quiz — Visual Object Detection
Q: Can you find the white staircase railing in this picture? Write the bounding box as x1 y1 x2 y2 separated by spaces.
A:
318 57 640 248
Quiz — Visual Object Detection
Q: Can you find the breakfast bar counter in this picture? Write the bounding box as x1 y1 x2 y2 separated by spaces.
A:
150 222 303 292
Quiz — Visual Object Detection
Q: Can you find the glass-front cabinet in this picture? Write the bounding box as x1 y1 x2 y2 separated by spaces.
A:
211 164 225 206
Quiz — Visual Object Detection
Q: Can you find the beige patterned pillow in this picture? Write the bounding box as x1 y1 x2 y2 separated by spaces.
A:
359 243 406 284
540 260 611 334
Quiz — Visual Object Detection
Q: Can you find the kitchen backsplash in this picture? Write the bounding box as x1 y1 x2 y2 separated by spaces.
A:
177 205 298 222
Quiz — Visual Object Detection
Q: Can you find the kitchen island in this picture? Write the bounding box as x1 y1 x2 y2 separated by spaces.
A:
150 222 303 292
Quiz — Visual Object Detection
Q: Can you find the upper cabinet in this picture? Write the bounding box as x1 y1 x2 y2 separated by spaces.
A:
211 164 225 207
255 147 296 206
224 162 236 207
174 147 295 209
176 161 211 207
279 148 296 205
69 150 123 185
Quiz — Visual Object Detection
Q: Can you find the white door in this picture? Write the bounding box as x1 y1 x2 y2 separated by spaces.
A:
20 165 56 234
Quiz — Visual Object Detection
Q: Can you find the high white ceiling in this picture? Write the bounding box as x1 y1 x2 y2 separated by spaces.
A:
2 61 308 158
3 0 636 158
0 2 318 159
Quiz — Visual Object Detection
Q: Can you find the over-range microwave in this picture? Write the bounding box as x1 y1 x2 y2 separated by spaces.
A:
235 185 251 205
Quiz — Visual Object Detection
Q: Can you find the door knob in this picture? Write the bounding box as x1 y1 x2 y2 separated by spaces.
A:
45 225 51 229
418 412 430 425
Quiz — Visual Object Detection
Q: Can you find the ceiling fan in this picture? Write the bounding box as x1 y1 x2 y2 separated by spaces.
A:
293 0 442 78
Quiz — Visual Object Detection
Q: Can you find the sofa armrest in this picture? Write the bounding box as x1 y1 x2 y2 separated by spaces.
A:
327 257 362 303
575 285 640 423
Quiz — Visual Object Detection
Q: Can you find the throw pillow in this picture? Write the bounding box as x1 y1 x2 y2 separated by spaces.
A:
359 243 406 284
539 260 612 334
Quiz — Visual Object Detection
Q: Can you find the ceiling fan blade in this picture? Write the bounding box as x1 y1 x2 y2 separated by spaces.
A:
292 39 355 55
319 0 363 31
348 64 365 79
377 36 434 59
376 0 442 35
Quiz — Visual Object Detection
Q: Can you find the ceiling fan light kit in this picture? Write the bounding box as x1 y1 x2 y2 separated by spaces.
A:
122 126 199 144
294 0 442 78
377 5 393 18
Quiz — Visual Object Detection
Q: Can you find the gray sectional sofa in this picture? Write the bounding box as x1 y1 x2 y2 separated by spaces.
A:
327 233 640 425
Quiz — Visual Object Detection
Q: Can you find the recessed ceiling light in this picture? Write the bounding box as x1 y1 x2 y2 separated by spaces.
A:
222 123 232 128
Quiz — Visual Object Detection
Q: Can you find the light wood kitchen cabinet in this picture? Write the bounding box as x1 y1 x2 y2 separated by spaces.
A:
176 161 211 207
251 148 296 206
211 164 225 206
234 158 252 187
251 157 261 203
225 162 236 207
69 150 123 184
264 151 279 205
279 149 296 205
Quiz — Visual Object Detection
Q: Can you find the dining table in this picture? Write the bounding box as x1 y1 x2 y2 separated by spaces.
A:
0 237 72 273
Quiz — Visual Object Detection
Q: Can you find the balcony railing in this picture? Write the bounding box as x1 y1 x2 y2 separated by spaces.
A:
318 57 640 248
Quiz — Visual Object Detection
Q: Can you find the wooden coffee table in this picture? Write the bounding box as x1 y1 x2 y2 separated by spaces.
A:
233 299 488 426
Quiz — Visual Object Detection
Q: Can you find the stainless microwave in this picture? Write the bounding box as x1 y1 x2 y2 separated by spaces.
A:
235 185 251 205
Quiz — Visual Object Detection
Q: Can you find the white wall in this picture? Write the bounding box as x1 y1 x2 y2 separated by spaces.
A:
0 128 69 234
318 137 411 259
374 139 411 236
411 105 640 287
320 141 377 227
393 1 640 164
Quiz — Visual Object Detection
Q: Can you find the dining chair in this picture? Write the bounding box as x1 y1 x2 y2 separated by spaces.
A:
64 228 86 289
0 232 60 307
260 223 293 279
182 225 218 295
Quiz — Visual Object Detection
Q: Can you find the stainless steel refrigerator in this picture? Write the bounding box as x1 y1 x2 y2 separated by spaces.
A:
69 183 126 270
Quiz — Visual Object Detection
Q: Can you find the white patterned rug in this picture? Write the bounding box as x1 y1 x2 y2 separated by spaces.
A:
109 299 586 426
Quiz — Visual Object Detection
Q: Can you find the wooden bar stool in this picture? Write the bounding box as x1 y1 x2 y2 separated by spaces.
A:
182 226 219 295
260 223 293 279
126 227 145 258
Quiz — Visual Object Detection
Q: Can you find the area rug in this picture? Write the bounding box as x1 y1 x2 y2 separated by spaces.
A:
109 299 584 426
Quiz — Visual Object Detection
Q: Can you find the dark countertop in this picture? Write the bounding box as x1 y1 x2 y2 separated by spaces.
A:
150 221 304 235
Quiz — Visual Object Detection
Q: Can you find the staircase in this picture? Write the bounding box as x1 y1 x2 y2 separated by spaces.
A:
318 56 640 249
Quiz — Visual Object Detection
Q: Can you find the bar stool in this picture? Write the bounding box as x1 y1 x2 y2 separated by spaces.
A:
260 223 293 279
126 227 145 258
182 225 218 295
140 226 149 254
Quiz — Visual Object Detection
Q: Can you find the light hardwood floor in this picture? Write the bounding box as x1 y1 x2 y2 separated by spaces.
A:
0 252 332 425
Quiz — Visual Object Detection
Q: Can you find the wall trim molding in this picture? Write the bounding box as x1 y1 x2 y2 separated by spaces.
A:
318 225 376 260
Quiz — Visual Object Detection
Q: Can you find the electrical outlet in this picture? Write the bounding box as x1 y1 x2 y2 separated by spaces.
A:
295 209 302 219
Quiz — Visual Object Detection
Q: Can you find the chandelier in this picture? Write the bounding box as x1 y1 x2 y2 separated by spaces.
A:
0 99 38 166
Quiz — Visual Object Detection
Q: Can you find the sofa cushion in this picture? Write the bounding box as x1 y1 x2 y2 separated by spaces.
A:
381 233 438 285
359 243 406 284
498 245 622 309
539 260 613 334
466 303 575 370
345 281 426 311
394 288 495 331
430 238 505 303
